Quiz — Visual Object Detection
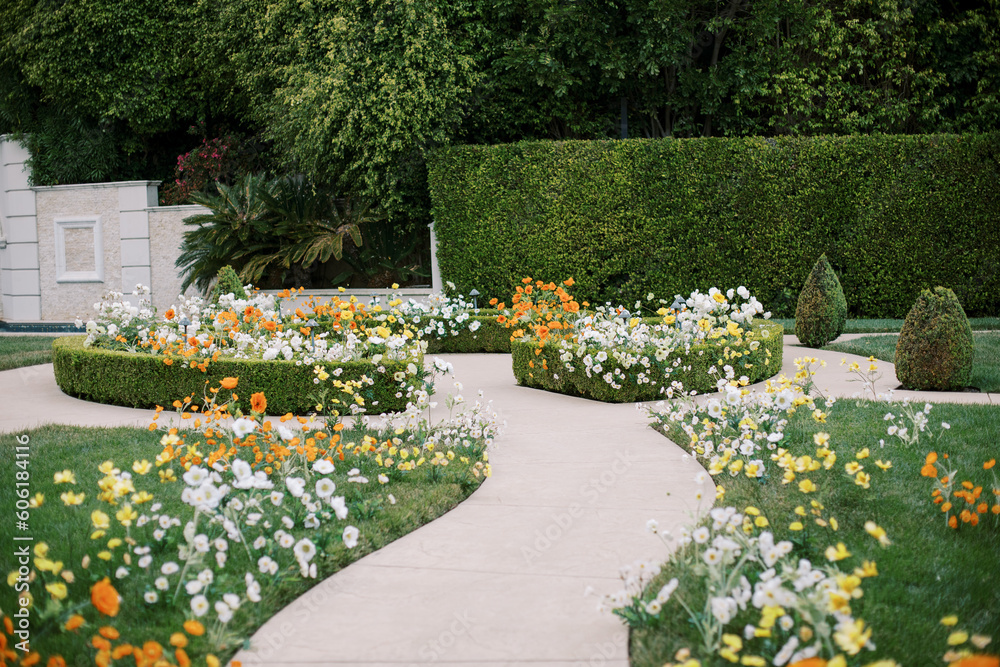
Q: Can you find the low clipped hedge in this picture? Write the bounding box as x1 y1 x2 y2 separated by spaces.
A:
422 315 511 353
428 134 1000 318
511 321 784 402
52 336 413 415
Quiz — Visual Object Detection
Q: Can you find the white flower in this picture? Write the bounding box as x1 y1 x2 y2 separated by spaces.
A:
183 466 208 486
197 569 214 585
286 477 306 498
253 536 266 549
144 591 158 604
231 459 254 488
161 562 179 575
279 533 295 548
313 459 335 474
155 576 169 591
185 580 203 595
342 525 360 549
138 555 152 569
656 578 679 603
378 474 389 485
258 556 276 574
193 534 210 553
315 478 336 498
276 424 296 441
215 600 233 623
703 547 722 565
692 527 710 544
232 418 256 438
294 538 317 564
247 577 262 603
329 496 348 520
270 491 284 506
216 551 227 568
224 592 242 610
191 595 209 617
115 566 129 579
710 596 738 624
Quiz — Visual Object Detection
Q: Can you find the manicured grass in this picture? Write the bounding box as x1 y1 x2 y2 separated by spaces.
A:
0 335 60 371
773 317 1000 334
0 424 483 663
824 332 1000 392
635 401 1000 667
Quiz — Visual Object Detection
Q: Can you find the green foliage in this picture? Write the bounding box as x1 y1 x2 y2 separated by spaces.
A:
427 134 1000 319
794 254 848 347
423 315 512 354
510 322 784 401
894 287 975 391
51 336 411 415
209 265 248 304
340 219 430 289
177 174 372 293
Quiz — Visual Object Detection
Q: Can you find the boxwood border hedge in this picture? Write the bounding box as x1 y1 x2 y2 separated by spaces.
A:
52 336 414 415
510 321 784 402
427 133 1000 319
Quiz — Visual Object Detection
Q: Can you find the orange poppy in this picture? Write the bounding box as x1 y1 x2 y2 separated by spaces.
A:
251 392 267 414
164 309 175 320
789 658 827 667
64 615 85 631
985 459 996 470
90 578 120 617
220 377 238 390
46 657 67 667
183 620 205 636
949 656 1000 667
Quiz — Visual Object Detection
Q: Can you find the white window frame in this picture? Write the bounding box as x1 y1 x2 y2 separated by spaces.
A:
54 216 104 283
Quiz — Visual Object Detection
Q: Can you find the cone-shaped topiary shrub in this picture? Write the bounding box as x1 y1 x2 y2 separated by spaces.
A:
795 254 848 347
210 265 248 303
894 286 974 390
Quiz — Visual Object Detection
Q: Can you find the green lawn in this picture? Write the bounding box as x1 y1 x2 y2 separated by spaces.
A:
0 335 61 371
634 400 1000 667
0 423 484 663
824 332 1000 392
773 317 1000 334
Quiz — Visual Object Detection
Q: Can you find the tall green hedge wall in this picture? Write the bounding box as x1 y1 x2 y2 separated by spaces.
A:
427 134 1000 319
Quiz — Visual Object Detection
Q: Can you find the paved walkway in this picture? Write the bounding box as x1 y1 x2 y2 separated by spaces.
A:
0 338 996 667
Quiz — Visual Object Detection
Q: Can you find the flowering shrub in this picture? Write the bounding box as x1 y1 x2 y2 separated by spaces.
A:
605 505 880 666
504 278 780 400
5 375 500 664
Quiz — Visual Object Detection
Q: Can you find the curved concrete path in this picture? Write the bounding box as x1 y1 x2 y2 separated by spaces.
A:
1 337 996 667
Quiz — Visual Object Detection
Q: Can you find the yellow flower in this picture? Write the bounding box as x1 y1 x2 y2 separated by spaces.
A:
91 510 110 530
856 447 870 459
754 516 769 528
812 410 827 423
159 469 177 483
875 460 893 470
864 521 891 546
107 538 122 549
722 634 743 651
98 461 117 475
789 521 804 531
45 582 68 600
53 470 76 484
34 557 62 574
115 504 138 527
948 631 969 646
60 491 86 506
834 618 871 655
34 543 49 558
855 471 871 489
813 432 830 447
855 560 879 578
845 461 863 475
825 543 851 562
798 479 817 493
941 615 960 626
28 493 44 508
97 551 112 561
131 491 154 504
744 506 760 516
740 657 766 666
132 460 153 475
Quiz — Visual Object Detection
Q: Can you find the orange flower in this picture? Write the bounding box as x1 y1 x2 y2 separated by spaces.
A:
142 641 163 660
985 459 996 470
563 277 575 287
921 452 939 477
175 648 191 667
21 653 40 667
163 358 174 366
91 636 111 651
948 656 1000 667
64 615 85 631
251 392 267 414
98 626 119 640
90 578 120 617
4 615 12 633
183 620 205 636
46 657 67 667
110 644 133 660
220 377 238 390
169 633 188 648
789 659 827 667
262 320 276 332
949 515 959 529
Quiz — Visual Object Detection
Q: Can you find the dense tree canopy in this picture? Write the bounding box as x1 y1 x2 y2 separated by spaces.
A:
2 0 998 219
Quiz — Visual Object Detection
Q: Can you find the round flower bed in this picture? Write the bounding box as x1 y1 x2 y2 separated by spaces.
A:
59 286 428 415
505 279 784 401
52 335 416 415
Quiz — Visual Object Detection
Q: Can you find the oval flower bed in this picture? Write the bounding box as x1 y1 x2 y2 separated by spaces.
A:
60 286 428 415
2 374 500 665
505 279 784 401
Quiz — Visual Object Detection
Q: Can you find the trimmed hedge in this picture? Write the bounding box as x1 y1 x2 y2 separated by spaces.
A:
52 336 414 415
510 321 784 402
422 315 511 353
427 134 1000 319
